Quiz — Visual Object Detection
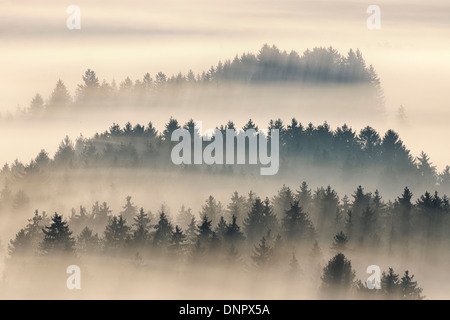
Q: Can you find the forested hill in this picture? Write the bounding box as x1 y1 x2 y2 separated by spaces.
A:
0 118 448 192
17 45 384 117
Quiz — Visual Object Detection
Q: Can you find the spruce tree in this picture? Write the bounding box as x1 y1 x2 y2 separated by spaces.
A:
320 253 355 297
171 225 186 248
132 207 151 245
251 236 272 270
76 226 99 253
197 215 213 244
120 196 138 222
40 213 75 255
225 215 245 244
400 270 424 300
282 201 315 242
104 215 130 249
153 211 174 247
381 267 400 299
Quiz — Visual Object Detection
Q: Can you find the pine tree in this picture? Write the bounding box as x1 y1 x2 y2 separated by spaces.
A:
171 225 186 249
29 94 45 115
282 201 315 242
120 196 138 222
200 195 223 228
163 117 180 141
272 184 295 219
400 270 424 300
416 151 437 186
251 236 272 270
54 136 75 167
76 69 100 102
244 197 265 243
295 181 312 211
381 267 400 299
8 209 48 256
215 216 228 240
40 213 75 255
185 217 198 243
49 79 71 110
76 226 99 253
132 208 151 245
176 205 195 231
227 191 247 226
104 215 130 249
153 211 174 247
197 215 213 244
225 215 245 244
320 253 355 297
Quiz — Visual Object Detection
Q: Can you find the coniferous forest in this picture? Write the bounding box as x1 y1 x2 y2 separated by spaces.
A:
0 44 447 300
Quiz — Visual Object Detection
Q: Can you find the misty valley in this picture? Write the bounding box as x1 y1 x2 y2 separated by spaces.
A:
0 45 448 300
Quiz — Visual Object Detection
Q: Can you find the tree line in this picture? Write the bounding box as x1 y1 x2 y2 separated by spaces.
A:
0 118 448 193
7 183 442 299
9 45 384 116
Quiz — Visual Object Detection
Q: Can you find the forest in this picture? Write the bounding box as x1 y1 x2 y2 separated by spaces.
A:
0 117 448 207
4 181 432 299
4 45 384 119
0 45 442 299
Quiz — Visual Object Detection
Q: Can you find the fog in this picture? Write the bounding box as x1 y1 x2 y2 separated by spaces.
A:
1 0 450 300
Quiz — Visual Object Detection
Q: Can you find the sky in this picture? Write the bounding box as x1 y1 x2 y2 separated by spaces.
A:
0 0 449 168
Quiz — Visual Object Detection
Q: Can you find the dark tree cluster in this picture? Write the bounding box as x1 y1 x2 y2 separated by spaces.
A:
0 119 447 198
321 253 424 299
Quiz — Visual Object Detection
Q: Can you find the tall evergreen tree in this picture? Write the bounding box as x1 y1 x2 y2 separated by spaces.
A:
320 253 355 297
171 225 186 249
400 270 424 300
153 211 174 247
40 213 75 255
225 215 245 244
132 208 152 245
104 215 130 249
120 196 138 222
282 201 315 243
197 215 213 244
251 236 272 270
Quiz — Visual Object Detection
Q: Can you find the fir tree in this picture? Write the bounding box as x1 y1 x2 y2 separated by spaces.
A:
40 213 76 255
251 236 272 270
153 211 174 247
132 208 152 245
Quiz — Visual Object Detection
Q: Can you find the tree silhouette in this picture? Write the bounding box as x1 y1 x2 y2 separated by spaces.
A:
197 215 213 244
76 226 99 253
225 215 245 244
320 253 355 297
40 213 75 255
120 196 138 222
171 225 186 249
400 270 424 300
282 201 315 243
381 268 400 299
49 79 71 110
200 196 223 228
104 215 130 249
29 94 45 115
153 211 174 247
132 208 152 245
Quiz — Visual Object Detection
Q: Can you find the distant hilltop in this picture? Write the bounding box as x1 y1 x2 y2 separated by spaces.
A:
12 44 384 117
